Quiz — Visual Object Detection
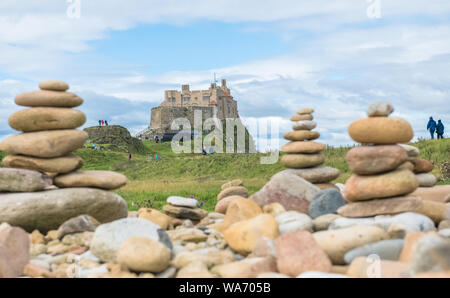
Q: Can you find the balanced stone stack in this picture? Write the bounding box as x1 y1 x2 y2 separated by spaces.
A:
2 80 87 176
215 179 249 214
163 196 208 222
339 102 421 218
0 80 128 233
281 108 340 190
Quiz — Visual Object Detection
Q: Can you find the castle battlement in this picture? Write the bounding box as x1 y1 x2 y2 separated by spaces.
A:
161 79 237 115
143 79 241 138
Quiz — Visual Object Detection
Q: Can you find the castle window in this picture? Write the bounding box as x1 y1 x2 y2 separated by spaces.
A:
168 97 176 102
203 96 210 101
183 97 191 102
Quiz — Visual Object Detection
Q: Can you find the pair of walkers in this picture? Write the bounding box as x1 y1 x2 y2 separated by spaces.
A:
427 117 445 139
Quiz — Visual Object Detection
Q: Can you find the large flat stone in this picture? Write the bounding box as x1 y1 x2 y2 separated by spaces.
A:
15 90 83 107
2 154 84 175
9 108 86 132
346 145 408 175
0 130 88 158
284 131 320 141
54 170 127 190
281 153 325 169
281 141 324 153
0 188 128 233
344 169 418 202
337 196 423 218
0 168 52 192
348 117 414 144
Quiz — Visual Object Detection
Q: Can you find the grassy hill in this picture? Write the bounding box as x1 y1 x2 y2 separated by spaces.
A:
1 138 449 212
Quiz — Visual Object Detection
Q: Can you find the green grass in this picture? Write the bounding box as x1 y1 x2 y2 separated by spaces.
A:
413 138 450 179
0 151 7 161
1 139 449 212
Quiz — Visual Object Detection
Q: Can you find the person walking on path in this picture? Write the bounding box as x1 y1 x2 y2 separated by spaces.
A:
128 153 132 161
105 120 108 126
437 120 445 139
98 120 101 126
427 117 437 139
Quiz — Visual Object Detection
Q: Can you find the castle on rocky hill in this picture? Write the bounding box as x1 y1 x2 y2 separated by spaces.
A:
138 79 241 139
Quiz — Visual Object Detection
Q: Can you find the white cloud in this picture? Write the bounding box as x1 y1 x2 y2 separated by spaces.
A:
0 1 449 146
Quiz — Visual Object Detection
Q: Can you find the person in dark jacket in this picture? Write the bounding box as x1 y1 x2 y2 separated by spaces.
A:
437 120 445 139
427 117 437 139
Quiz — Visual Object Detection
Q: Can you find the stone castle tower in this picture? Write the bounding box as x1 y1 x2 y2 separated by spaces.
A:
140 79 241 139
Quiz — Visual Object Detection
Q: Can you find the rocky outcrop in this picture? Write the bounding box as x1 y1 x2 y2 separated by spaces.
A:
84 125 146 153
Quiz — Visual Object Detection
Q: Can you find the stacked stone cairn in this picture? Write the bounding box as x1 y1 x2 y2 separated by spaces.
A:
0 80 129 235
162 196 208 223
214 179 249 214
338 102 449 225
249 108 344 220
280 108 340 191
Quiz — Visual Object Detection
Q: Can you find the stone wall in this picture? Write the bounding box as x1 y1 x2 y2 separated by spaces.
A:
149 106 218 137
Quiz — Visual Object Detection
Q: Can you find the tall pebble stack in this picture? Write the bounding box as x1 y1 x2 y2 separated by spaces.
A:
280 108 340 190
338 102 422 218
0 81 128 233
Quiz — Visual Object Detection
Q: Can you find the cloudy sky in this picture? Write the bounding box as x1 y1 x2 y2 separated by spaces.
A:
0 0 449 149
